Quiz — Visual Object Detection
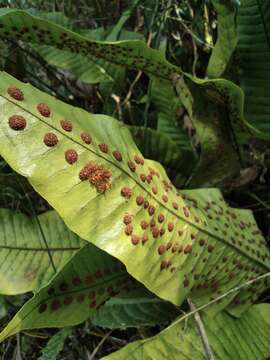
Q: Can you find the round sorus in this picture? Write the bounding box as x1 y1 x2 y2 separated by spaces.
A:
142 234 149 244
160 228 165 236
140 220 149 229
37 103 51 117
123 214 132 225
65 149 78 164
208 245 214 252
125 224 133 236
166 242 172 250
112 150 122 161
158 214 165 223
38 303 47 313
183 206 190 217
152 186 158 194
152 226 159 238
128 160 136 172
140 174 146 182
172 202 178 210
148 205 155 215
121 187 132 199
79 165 91 181
136 195 144 205
8 115 26 130
131 234 140 245
7 86 24 101
171 244 178 253
134 155 144 165
43 132 58 147
199 239 205 246
99 143 108 153
60 119 73 131
183 279 189 288
184 244 192 254
81 132 92 144
162 195 168 203
158 245 166 255
51 299 61 311
168 222 174 232
160 260 167 270
144 200 149 209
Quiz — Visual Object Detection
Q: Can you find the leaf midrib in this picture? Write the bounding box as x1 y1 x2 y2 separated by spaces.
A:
0 245 80 251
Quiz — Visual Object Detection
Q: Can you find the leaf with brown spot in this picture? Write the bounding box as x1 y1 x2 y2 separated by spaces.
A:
0 72 269 319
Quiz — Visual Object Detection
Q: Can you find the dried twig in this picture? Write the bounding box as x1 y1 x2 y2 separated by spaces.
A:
87 331 112 360
187 299 215 360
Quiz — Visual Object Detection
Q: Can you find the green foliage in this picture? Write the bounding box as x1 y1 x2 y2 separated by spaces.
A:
0 72 269 318
92 295 180 329
0 3 269 359
102 304 270 360
0 209 84 294
38 327 71 360
207 0 237 78
237 0 270 133
0 244 138 341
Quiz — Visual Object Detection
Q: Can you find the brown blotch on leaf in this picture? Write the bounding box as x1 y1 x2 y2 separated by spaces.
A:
184 244 192 254
162 195 168 203
160 260 168 270
136 195 144 205
7 86 24 101
72 277 82 286
128 160 136 172
8 115 26 130
65 149 78 164
59 282 68 292
125 224 133 236
89 300 96 308
142 234 149 244
60 119 73 132
183 279 189 288
172 202 179 210
148 205 155 215
140 174 146 182
172 243 178 253
64 296 73 305
208 245 214 252
123 214 132 225
43 133 58 147
158 245 166 255
47 287 55 295
121 186 132 199
168 222 174 232
37 103 51 117
99 143 108 153
77 294 85 303
183 206 190 217
134 155 142 164
113 150 122 161
51 299 61 311
38 303 47 313
199 239 205 246
82 161 112 192
131 234 140 245
152 226 159 238
140 220 149 230
81 132 92 144
158 214 165 223
144 200 149 209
